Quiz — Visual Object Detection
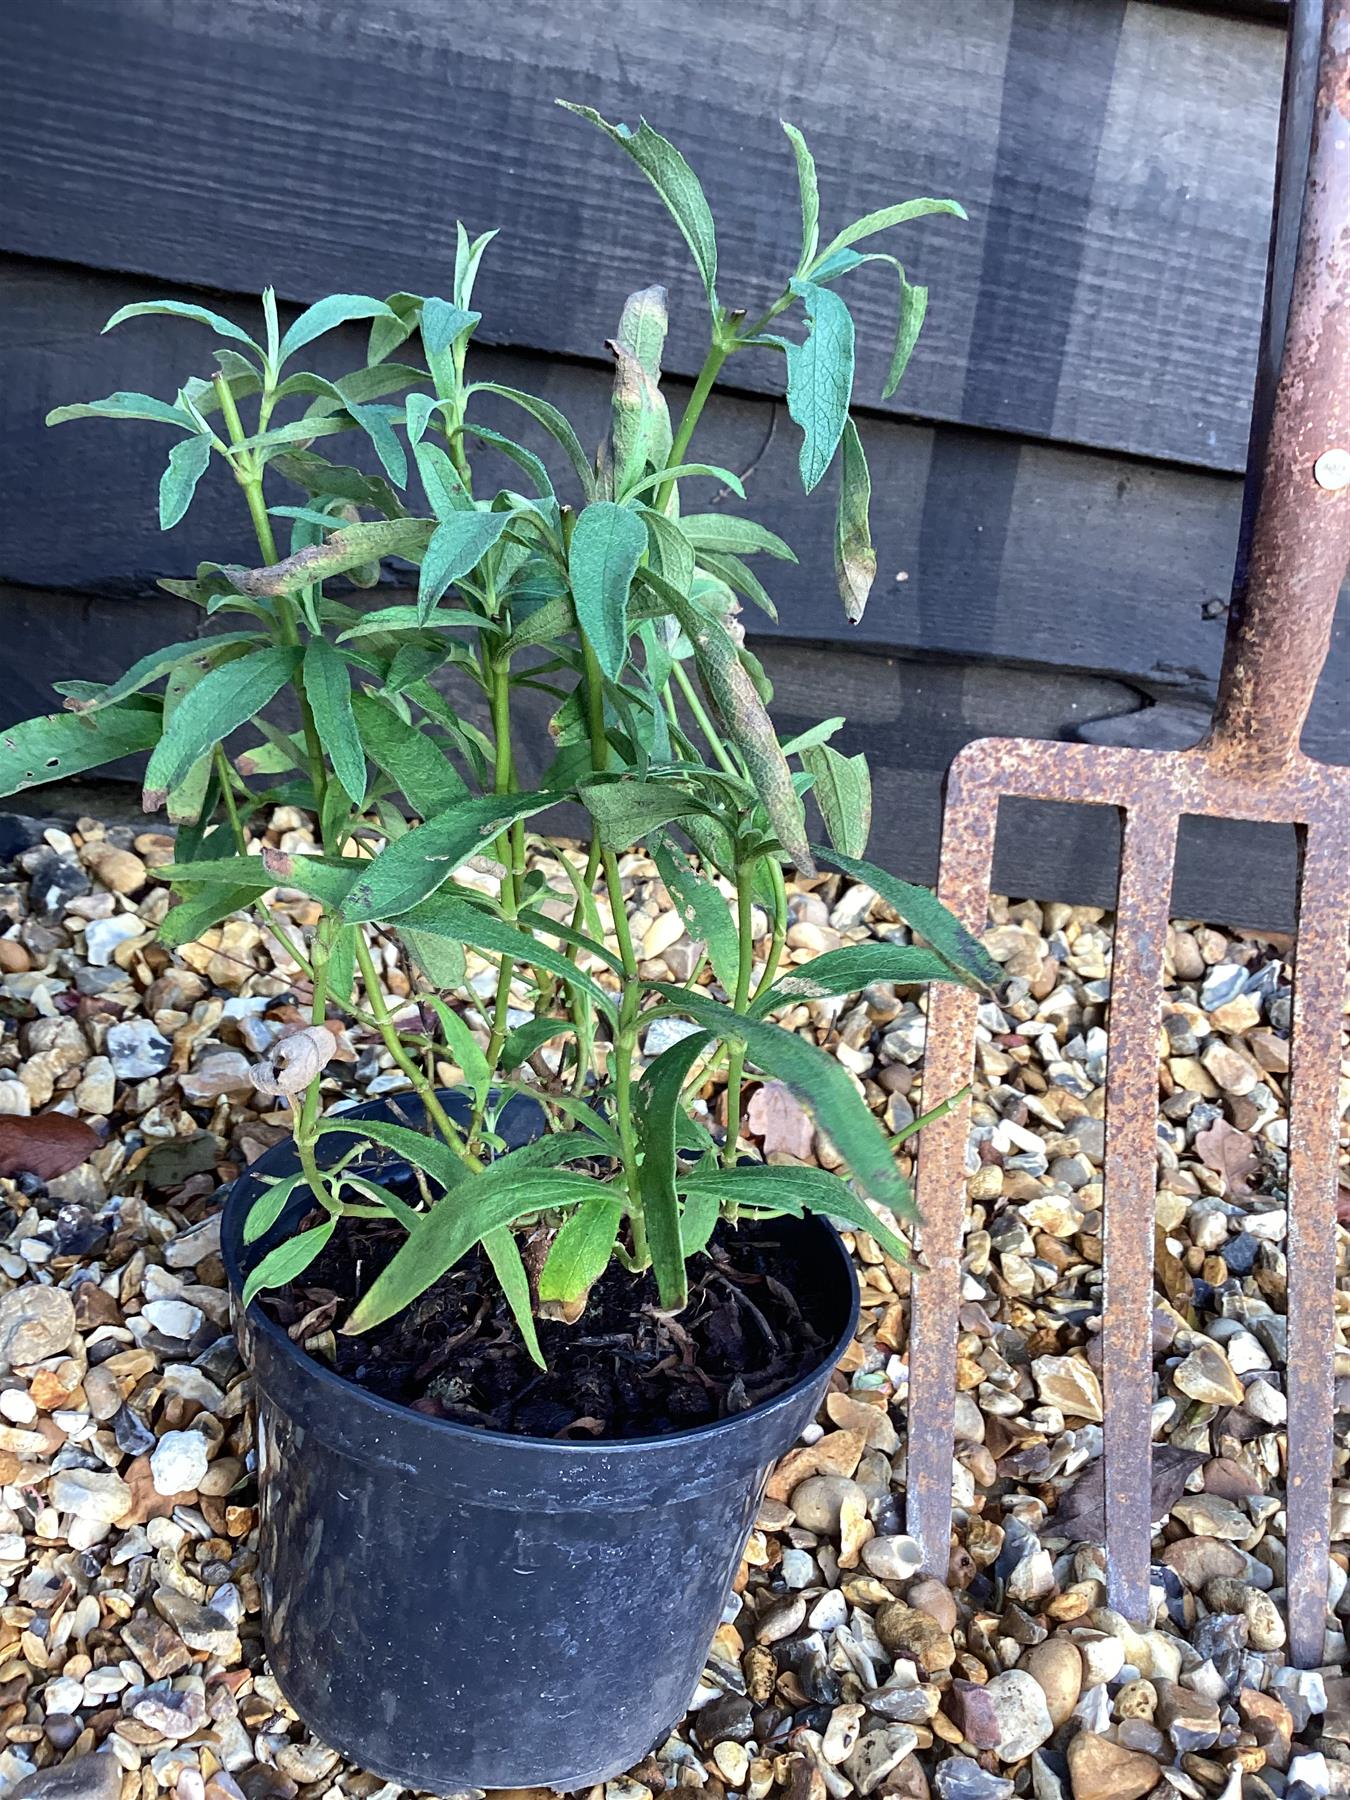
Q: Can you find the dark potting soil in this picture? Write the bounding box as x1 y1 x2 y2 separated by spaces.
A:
262 1208 832 1440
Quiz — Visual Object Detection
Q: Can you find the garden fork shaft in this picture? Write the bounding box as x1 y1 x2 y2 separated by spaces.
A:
906 0 1350 1670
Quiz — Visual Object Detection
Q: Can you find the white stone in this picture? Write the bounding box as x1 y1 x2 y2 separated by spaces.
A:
141 1300 203 1340
150 1430 209 1496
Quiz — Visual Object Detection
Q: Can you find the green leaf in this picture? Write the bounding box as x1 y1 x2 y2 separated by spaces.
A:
160 658 217 827
880 266 928 400
677 1163 908 1260
398 893 616 1019
402 928 467 990
426 997 490 1093
810 843 1001 988
46 392 195 431
421 297 480 356
242 1219 336 1310
325 922 357 1009
569 501 647 681
350 692 468 816
650 837 739 992
278 294 398 365
681 1186 721 1258
345 1167 602 1332
779 278 854 492
141 646 300 807
270 450 404 518
537 1188 624 1303
340 793 557 921
802 741 871 857
751 941 979 1017
302 640 366 804
695 550 777 623
242 1172 306 1246
158 435 213 531
501 593 578 655
316 1114 469 1198
781 122 820 271
0 705 160 799
64 634 262 714
561 104 719 309
455 223 499 310
680 514 797 562
483 1227 545 1367
500 1015 577 1073
636 1029 712 1309
158 884 258 949
833 418 876 624
103 300 258 348
340 1175 421 1232
466 384 593 495
653 985 912 1220
579 775 701 850
814 197 966 269
419 511 513 621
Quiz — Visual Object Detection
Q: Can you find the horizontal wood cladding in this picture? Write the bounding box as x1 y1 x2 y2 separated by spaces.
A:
0 0 1280 471
17 256 1349 730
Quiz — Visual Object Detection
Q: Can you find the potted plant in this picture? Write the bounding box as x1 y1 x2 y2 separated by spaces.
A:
0 108 995 1789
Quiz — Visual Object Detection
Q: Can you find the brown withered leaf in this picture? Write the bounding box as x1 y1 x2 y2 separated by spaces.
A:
1045 1444 1205 1541
0 1115 100 1180
1194 1118 1258 1197
249 1025 338 1096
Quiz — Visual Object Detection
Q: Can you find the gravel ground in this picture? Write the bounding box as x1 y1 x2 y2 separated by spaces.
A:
0 809 1344 1800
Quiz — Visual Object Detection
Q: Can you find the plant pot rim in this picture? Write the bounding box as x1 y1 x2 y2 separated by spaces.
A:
221 1088 862 1472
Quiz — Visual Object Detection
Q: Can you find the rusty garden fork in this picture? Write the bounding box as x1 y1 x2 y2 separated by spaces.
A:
906 0 1350 1671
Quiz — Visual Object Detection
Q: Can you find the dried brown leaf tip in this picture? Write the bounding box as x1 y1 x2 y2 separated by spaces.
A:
249 1026 338 1097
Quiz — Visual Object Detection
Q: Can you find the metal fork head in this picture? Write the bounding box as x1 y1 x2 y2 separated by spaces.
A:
906 734 1349 1670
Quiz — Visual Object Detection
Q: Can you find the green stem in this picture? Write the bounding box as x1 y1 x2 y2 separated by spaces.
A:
353 931 479 1168
652 337 730 517
673 662 738 776
213 746 248 854
723 864 758 1168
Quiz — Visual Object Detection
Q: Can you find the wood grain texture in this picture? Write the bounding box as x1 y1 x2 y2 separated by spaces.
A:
0 0 1280 470
15 256 1348 735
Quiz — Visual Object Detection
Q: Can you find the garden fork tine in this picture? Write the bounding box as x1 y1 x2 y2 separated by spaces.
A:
906 0 1350 1671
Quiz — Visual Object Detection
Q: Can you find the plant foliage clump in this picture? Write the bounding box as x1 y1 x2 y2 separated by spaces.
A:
2 109 993 1356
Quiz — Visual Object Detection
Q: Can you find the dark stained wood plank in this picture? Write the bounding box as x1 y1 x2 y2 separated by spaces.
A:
0 0 1280 471
8 257 1328 711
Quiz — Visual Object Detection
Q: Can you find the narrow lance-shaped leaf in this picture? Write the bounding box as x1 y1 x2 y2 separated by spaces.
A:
419 511 513 621
102 300 260 348
277 295 398 365
302 640 366 804
159 435 213 531
833 418 876 624
560 104 719 309
801 741 872 858
404 893 618 1019
653 985 913 1221
142 646 301 808
810 843 1001 988
46 392 196 431
677 1163 909 1262
339 792 558 922
242 1220 336 1310
777 278 855 493
483 1227 545 1368
0 706 161 799
751 941 981 1016
350 692 468 815
650 837 740 992
781 121 820 271
635 1029 713 1309
813 197 967 269
679 515 797 562
346 1167 602 1332
569 500 648 681
537 1187 625 1304
466 384 594 495
62 633 263 714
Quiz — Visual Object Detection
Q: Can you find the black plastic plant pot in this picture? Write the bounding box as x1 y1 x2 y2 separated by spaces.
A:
221 1090 860 1793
